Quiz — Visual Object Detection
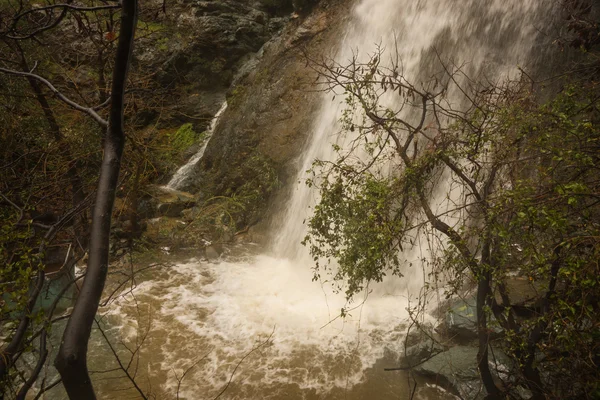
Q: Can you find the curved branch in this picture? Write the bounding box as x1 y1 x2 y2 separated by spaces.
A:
14 3 120 21
54 0 137 397
4 3 70 41
0 67 107 127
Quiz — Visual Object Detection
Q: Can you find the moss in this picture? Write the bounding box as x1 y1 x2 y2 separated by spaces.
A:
170 123 199 152
226 85 248 108
145 124 207 181
156 37 169 52
137 19 165 33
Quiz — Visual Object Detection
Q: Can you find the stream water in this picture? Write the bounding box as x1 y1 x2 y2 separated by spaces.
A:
166 101 229 191
43 0 551 399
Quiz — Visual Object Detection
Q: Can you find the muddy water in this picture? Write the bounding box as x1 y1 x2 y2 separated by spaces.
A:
76 247 452 400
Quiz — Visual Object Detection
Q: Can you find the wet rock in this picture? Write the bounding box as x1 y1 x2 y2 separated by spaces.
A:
494 277 545 318
288 9 328 45
414 345 512 400
183 0 351 225
121 0 291 149
205 245 221 261
399 339 446 369
441 296 502 341
443 297 479 340
144 185 198 218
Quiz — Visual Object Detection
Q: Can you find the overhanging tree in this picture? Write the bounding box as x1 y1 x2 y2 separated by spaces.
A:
303 42 599 399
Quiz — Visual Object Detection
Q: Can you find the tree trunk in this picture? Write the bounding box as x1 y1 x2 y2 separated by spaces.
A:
476 271 501 399
54 1 137 398
477 240 502 399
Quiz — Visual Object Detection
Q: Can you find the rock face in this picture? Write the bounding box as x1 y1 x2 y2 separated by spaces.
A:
180 0 350 224
137 0 290 129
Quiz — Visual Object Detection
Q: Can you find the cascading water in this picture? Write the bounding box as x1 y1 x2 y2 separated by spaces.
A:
87 1 550 399
166 101 228 191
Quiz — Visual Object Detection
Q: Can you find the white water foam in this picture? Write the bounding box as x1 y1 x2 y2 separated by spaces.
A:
103 255 416 398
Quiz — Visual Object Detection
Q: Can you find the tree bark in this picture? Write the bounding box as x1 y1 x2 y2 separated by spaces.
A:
476 270 501 399
475 240 502 399
54 1 137 398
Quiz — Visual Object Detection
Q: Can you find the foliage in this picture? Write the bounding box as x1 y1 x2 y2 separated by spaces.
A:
170 123 202 153
304 38 600 398
303 173 404 297
0 0 174 397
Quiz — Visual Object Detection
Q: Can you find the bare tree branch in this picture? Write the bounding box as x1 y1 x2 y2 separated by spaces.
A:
0 67 108 127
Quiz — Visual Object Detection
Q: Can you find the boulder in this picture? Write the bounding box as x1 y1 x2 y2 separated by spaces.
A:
144 185 198 218
205 244 222 261
399 339 445 369
441 296 502 341
414 345 512 400
444 297 479 340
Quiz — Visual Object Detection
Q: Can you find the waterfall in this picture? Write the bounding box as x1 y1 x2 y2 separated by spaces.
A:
276 0 544 251
98 1 550 398
166 101 228 191
274 0 546 294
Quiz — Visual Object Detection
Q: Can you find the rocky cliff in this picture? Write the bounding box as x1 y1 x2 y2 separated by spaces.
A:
174 0 350 228
137 0 291 128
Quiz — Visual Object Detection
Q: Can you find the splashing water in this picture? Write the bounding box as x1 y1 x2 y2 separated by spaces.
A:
89 1 551 399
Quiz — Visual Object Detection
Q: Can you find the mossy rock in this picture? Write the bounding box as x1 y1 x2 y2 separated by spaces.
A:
141 185 198 218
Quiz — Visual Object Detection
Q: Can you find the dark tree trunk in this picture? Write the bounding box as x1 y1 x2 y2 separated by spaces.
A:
477 240 501 399
54 1 137 398
476 271 501 399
